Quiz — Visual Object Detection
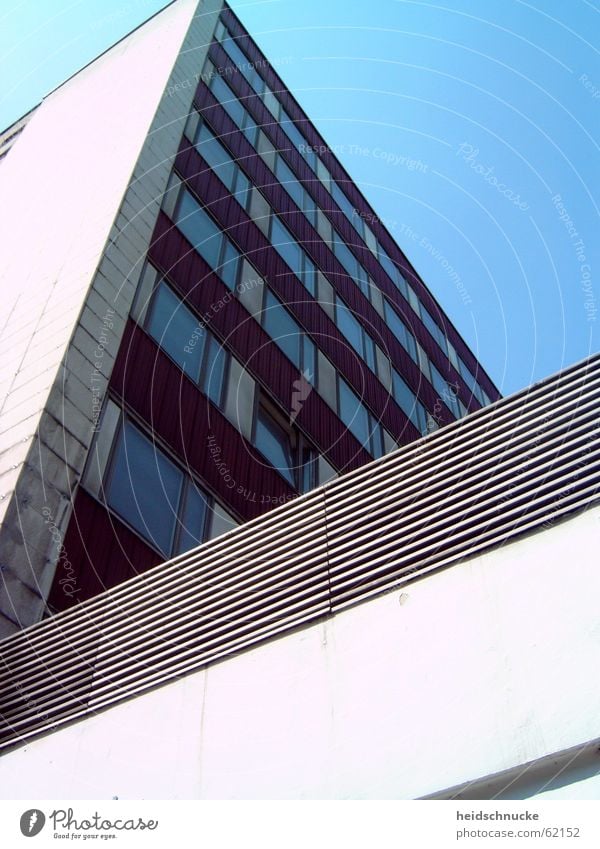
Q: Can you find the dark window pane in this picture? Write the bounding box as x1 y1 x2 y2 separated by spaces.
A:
392 370 424 432
146 283 204 381
219 239 240 290
384 301 418 363
339 379 370 448
106 421 183 555
333 233 358 279
275 156 304 210
332 180 357 222
196 123 235 190
302 335 316 385
242 118 259 147
271 216 302 276
337 302 363 356
280 110 307 155
300 447 317 493
204 334 227 406
263 290 301 367
175 189 222 269
233 169 251 210
175 481 209 554
301 254 316 296
209 74 245 128
255 409 295 486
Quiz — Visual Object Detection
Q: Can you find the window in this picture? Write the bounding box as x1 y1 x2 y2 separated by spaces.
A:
430 362 460 418
193 121 253 213
145 281 228 407
271 215 302 274
172 186 241 291
338 379 371 450
383 300 418 362
104 418 227 557
275 155 304 209
254 406 295 486
332 180 357 223
336 302 363 356
209 72 246 128
175 481 210 555
263 288 301 366
218 28 265 95
262 289 316 382
195 122 236 188
105 420 184 555
421 306 447 355
459 357 485 404
392 369 428 434
146 284 204 382
269 215 316 295
174 188 222 268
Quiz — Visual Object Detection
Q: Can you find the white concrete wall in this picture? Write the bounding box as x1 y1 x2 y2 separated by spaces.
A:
0 0 222 634
0 506 598 800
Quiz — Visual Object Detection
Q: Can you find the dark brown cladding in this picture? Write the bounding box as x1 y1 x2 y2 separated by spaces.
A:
170 136 445 433
197 58 481 416
218 4 499 401
146 212 410 459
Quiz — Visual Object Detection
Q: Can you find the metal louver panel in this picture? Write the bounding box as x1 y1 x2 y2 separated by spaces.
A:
1 355 599 752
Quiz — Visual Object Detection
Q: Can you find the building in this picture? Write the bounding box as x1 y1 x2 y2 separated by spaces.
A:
0 353 598 799
0 0 498 638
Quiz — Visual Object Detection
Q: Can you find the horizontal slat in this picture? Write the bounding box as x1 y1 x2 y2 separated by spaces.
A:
1 354 599 752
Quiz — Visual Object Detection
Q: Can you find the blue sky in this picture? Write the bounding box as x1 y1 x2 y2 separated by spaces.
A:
1 0 598 395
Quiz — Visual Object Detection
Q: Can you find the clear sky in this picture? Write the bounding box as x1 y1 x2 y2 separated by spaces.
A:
1 0 598 395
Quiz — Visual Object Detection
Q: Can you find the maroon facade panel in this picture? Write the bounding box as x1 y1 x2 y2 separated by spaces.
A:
172 133 449 432
49 489 160 612
109 320 304 510
195 64 482 416
146 217 388 466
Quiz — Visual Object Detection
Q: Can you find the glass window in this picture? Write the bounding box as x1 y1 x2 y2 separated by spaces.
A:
196 123 235 190
146 283 204 382
219 239 240 291
364 335 376 373
332 232 358 279
242 118 259 148
337 302 363 356
233 169 251 210
255 407 295 486
356 263 370 298
301 254 316 297
221 36 250 79
392 370 427 434
407 284 421 315
209 74 245 128
339 379 370 448
369 422 385 459
204 335 228 406
300 446 318 494
263 290 301 367
421 306 446 353
106 421 183 555
332 180 357 222
302 335 317 384
275 156 305 210
175 189 222 270
384 300 417 362
280 109 308 156
175 481 209 555
271 215 303 275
